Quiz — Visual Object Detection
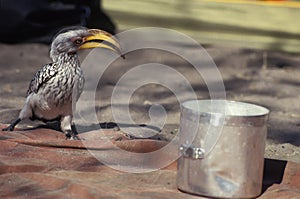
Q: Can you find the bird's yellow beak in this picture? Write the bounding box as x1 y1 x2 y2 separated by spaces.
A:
79 29 123 57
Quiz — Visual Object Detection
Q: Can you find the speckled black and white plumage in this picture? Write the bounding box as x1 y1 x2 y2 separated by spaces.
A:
3 26 109 140
22 53 85 121
26 54 84 107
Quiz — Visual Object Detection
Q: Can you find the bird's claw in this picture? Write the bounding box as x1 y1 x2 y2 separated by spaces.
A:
2 125 14 131
65 135 80 140
2 119 20 132
70 135 81 140
65 131 81 140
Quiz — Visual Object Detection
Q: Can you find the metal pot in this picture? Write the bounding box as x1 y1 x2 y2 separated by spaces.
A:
177 100 269 198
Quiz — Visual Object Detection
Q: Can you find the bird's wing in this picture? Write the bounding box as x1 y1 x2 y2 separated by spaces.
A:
27 63 58 96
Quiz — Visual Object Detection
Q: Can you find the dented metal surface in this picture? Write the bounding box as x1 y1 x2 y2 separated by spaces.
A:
177 100 269 198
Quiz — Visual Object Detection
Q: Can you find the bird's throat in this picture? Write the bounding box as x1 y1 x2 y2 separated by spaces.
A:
55 53 80 67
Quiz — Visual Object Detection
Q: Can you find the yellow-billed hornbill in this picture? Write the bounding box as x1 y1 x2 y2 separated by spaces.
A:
3 26 122 139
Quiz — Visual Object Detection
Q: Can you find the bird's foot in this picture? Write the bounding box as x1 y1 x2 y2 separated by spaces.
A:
2 124 15 131
2 118 21 131
69 135 81 140
65 130 81 140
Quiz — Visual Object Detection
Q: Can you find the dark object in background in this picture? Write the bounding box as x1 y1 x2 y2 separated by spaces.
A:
0 0 116 43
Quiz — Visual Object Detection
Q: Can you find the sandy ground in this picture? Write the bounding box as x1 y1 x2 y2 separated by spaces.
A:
0 41 300 163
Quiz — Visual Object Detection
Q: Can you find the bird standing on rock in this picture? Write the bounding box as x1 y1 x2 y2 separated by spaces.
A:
3 26 123 139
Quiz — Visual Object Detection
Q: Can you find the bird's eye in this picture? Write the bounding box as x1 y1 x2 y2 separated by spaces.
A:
74 38 83 45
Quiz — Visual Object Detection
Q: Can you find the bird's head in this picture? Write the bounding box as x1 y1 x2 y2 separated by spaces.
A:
50 26 123 62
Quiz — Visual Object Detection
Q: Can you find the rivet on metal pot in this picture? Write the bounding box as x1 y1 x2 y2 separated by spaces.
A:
179 144 205 159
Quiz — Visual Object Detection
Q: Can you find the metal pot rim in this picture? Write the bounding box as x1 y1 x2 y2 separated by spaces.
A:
181 100 270 118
